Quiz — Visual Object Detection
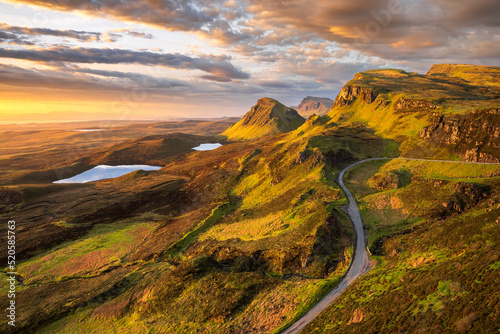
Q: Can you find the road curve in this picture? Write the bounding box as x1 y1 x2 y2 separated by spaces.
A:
281 157 500 334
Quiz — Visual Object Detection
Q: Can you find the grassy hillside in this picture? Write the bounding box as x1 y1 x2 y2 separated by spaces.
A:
327 64 500 161
0 118 374 333
221 97 305 140
304 159 500 333
300 65 500 333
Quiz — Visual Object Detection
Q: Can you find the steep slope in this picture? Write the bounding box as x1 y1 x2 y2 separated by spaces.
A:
327 64 500 161
301 65 500 333
221 97 305 140
304 159 500 334
295 96 334 117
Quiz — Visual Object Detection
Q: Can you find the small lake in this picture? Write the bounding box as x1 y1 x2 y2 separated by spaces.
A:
192 143 222 151
54 165 162 184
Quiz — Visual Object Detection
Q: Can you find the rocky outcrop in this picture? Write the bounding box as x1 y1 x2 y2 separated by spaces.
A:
296 96 334 117
394 98 437 112
295 148 324 166
438 182 490 218
368 169 412 191
420 109 500 162
221 97 305 140
333 85 378 107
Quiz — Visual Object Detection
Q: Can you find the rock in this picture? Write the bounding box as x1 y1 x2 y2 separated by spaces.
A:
296 149 310 164
420 109 500 162
333 85 378 107
295 148 324 166
436 182 490 218
394 98 437 112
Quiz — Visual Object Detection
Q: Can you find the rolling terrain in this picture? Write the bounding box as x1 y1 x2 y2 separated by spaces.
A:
1 64 499 333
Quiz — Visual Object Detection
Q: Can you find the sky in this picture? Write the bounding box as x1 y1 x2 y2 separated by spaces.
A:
0 0 499 122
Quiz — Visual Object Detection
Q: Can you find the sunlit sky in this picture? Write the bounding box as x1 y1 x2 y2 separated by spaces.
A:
1 0 499 122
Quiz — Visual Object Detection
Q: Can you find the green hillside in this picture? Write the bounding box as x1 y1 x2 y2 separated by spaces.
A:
221 97 305 140
301 64 500 333
327 64 500 162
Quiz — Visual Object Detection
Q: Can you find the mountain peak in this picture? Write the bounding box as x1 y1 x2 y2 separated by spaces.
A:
296 96 334 117
221 98 305 140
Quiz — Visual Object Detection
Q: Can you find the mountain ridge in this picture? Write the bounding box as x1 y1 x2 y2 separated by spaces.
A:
221 97 305 140
295 96 334 117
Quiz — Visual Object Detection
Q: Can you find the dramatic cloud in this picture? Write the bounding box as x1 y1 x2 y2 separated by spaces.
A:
74 67 188 89
8 0 243 37
0 23 157 46
0 47 250 80
0 63 188 92
0 22 101 42
10 0 498 68
1 0 498 119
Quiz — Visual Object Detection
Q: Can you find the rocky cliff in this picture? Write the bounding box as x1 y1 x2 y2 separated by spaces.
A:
393 98 437 112
333 85 379 107
420 108 500 162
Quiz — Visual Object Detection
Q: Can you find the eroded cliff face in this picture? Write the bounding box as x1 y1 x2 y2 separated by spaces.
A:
333 85 378 107
394 98 437 112
420 109 500 162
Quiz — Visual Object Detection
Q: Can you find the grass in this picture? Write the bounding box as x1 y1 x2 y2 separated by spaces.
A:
302 154 500 333
221 98 305 140
17 215 160 284
344 159 390 197
379 159 500 180
164 200 239 258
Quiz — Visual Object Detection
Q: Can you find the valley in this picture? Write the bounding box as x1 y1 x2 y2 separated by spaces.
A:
1 64 499 333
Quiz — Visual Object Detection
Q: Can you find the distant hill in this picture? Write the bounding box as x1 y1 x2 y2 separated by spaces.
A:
295 96 334 117
221 97 305 140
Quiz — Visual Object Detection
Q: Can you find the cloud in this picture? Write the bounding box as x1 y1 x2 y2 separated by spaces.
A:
3 0 498 116
0 23 157 46
255 80 295 89
110 28 155 40
200 75 233 82
0 63 188 92
0 46 250 80
74 68 189 88
14 0 498 70
9 0 242 37
242 0 500 64
0 22 102 42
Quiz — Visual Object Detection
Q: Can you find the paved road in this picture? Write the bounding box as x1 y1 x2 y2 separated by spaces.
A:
281 157 500 334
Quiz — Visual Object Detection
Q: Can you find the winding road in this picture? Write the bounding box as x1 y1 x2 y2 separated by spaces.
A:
282 157 500 334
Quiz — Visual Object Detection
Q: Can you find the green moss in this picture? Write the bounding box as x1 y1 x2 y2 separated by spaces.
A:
18 216 160 284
